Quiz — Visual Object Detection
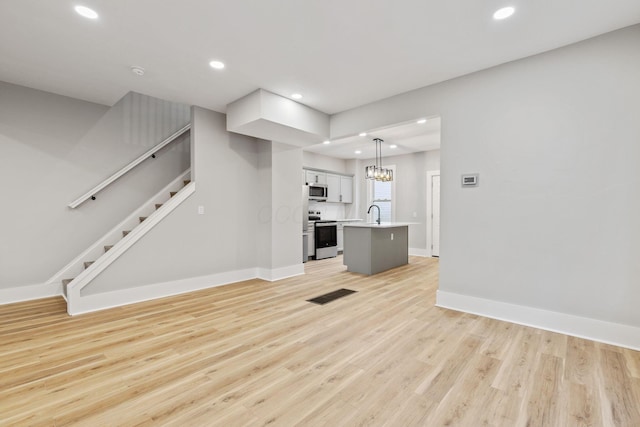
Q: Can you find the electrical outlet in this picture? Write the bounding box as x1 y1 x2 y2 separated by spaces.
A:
412 211 417 218
198 205 205 215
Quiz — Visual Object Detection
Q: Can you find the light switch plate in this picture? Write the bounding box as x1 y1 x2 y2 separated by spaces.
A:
198 205 205 215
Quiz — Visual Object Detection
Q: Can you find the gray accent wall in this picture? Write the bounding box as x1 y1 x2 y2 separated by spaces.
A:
331 25 640 328
0 83 189 289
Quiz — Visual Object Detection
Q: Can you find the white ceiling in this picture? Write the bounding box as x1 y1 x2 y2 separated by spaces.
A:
305 117 441 160
1 1 639 117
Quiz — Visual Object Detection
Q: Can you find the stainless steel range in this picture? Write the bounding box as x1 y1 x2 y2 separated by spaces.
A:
314 220 338 259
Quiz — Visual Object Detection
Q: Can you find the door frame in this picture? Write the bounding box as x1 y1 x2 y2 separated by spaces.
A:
426 170 440 258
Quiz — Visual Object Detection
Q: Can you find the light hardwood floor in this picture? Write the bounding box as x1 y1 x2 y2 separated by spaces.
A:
1 256 639 426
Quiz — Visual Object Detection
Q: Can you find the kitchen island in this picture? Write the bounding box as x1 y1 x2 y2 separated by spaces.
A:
343 222 415 275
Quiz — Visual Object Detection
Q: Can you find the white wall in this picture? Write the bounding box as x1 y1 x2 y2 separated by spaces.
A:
395 150 440 251
0 83 189 290
256 140 305 274
344 159 364 220
308 202 346 221
256 141 273 271
84 106 260 294
302 151 348 174
352 150 440 251
330 25 640 332
270 142 304 270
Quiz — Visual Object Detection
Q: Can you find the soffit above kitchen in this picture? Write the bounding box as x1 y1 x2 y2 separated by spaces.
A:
227 89 329 147
305 117 441 160
0 1 639 115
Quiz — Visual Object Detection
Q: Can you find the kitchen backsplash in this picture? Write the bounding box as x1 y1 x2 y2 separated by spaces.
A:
309 201 345 220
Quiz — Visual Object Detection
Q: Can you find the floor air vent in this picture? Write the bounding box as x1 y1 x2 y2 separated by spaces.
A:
307 288 357 305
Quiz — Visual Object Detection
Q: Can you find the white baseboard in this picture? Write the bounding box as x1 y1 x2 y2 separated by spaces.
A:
68 264 305 316
67 182 196 300
256 264 305 282
69 268 258 316
436 290 640 351
0 282 62 305
409 248 430 257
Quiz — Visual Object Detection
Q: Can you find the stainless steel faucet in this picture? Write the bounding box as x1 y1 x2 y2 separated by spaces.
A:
367 204 381 225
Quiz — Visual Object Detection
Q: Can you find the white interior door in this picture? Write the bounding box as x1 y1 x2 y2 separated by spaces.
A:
431 175 440 256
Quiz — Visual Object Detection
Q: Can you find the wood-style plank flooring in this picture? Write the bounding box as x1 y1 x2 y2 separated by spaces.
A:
1 256 639 426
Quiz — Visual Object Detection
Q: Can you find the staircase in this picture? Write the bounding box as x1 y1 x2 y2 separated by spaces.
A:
47 170 195 314
61 179 191 297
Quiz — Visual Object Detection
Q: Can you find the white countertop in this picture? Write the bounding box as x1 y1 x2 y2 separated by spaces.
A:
309 219 363 223
343 222 418 228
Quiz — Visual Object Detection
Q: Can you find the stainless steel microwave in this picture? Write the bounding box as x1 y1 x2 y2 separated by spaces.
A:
308 184 328 201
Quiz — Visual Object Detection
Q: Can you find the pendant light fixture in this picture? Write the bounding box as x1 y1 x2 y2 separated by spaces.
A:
365 138 393 181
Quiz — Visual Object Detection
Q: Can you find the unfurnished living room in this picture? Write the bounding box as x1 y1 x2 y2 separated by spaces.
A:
1 1 640 426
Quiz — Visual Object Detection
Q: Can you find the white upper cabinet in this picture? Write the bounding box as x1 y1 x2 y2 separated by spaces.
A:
304 169 353 203
305 170 326 185
326 174 341 203
340 176 353 204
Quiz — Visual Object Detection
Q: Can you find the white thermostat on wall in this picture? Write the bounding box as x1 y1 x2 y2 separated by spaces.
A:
461 173 479 187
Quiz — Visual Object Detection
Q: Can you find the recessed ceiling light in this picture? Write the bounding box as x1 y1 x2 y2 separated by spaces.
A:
355 150 362 154
417 119 427 124
74 5 98 19
359 132 367 137
209 60 225 70
493 6 515 20
130 66 145 76
323 140 331 145
291 93 303 99
390 145 397 149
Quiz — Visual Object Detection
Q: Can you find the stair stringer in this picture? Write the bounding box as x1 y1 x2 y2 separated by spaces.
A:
66 180 194 315
47 169 192 292
62 174 195 315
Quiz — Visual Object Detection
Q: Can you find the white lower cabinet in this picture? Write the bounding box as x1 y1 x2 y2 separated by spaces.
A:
307 225 315 257
337 222 344 252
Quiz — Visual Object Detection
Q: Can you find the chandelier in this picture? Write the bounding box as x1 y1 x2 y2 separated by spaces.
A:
365 138 393 181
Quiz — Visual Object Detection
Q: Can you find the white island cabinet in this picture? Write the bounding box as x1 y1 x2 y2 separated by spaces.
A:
343 223 415 275
336 219 362 252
